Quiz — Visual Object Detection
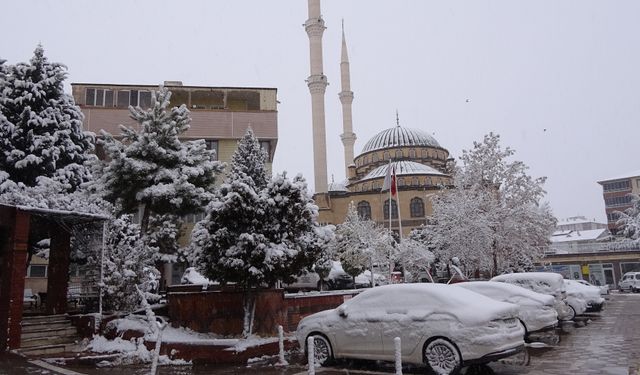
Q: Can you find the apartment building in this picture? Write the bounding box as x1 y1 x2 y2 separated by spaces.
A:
597 170 640 233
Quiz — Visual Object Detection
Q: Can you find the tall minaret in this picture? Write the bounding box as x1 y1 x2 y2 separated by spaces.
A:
339 20 357 177
305 0 329 194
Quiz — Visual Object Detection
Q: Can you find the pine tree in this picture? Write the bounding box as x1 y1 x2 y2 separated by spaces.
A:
93 86 223 233
616 193 640 241
193 128 328 337
0 46 94 191
99 215 159 312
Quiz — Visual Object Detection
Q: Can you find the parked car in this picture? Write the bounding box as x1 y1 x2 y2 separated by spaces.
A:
575 279 609 295
296 283 525 374
490 272 585 321
563 279 605 312
618 272 640 293
284 262 387 292
454 281 557 336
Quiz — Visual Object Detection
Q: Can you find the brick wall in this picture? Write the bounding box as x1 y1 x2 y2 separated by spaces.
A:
167 287 359 336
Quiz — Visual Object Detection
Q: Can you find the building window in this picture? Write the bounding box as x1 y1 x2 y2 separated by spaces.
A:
410 197 425 217
422 149 428 158
603 180 631 192
398 178 405 187
357 201 371 220
383 199 398 220
409 149 416 158
395 150 403 159
28 265 47 278
205 140 219 161
604 195 632 208
636 179 640 188
412 177 419 186
115 90 152 108
607 212 620 222
85 88 114 107
372 153 378 162
384 151 390 160
260 141 271 162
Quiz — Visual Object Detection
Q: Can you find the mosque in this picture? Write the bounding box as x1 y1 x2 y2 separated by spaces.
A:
304 0 454 237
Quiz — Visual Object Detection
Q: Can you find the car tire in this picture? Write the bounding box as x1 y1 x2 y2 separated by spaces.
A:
307 334 333 366
423 337 461 375
561 305 576 321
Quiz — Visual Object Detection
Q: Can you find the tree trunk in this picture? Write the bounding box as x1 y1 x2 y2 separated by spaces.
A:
242 289 256 338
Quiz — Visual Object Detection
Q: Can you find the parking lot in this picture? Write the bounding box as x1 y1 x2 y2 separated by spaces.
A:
3 293 639 375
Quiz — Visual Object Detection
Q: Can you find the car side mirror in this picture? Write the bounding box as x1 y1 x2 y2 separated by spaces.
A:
337 306 348 318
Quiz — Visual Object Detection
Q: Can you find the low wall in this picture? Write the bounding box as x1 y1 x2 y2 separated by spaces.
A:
167 287 360 336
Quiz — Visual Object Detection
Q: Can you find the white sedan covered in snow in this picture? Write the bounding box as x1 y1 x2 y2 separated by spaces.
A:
490 272 585 320
296 284 524 374
564 279 605 312
454 281 557 336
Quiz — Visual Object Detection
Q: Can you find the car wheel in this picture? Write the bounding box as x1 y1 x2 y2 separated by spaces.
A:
307 334 333 366
423 338 461 375
561 305 576 321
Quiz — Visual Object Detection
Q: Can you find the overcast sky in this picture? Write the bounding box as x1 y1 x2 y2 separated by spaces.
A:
2 0 639 223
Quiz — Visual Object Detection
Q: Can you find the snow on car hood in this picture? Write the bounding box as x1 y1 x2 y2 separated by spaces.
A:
455 281 555 306
490 272 565 296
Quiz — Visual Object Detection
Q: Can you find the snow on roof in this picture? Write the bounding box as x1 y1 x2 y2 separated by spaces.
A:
557 216 598 225
598 169 640 183
328 180 348 192
360 126 441 154
550 228 609 243
344 283 518 325
490 272 565 295
2 204 110 222
359 160 445 182
454 281 555 306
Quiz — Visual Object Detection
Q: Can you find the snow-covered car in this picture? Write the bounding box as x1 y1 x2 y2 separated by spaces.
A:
296 283 524 374
454 281 557 336
564 279 605 312
619 272 640 293
575 279 609 295
283 270 323 292
490 272 583 321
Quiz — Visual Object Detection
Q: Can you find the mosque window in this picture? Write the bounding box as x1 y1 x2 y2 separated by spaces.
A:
409 149 416 158
426 177 432 186
372 153 378 162
412 177 419 186
384 151 390 160
357 201 372 220
383 199 399 220
422 149 428 158
410 197 425 217
395 150 403 159
398 178 405 187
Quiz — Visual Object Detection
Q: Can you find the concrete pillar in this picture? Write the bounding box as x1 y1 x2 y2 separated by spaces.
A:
46 221 71 315
0 208 30 350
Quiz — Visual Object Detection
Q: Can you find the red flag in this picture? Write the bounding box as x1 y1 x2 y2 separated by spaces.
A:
390 166 397 196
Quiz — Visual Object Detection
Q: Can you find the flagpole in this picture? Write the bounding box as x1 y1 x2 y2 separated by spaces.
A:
388 160 393 283
395 165 403 240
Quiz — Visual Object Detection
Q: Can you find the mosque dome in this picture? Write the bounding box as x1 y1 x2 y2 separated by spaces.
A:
360 126 441 154
359 160 444 182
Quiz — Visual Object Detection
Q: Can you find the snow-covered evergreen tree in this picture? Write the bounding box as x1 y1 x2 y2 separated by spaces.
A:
230 127 269 189
193 128 329 337
333 203 395 283
100 215 159 312
0 46 94 192
616 193 640 241
92 86 223 233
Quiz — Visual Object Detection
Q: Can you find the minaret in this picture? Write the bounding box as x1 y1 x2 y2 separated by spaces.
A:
305 0 329 194
339 20 357 178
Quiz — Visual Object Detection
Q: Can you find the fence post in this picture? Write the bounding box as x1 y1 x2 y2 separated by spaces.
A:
394 336 402 375
277 325 288 366
307 336 315 375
